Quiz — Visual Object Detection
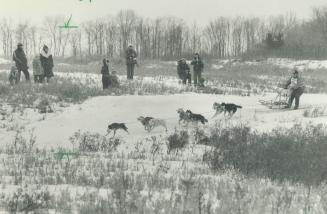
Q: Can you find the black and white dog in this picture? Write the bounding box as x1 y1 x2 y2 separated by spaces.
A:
186 110 208 124
212 102 242 117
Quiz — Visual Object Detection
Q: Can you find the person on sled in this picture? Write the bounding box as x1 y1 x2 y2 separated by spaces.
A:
284 68 305 110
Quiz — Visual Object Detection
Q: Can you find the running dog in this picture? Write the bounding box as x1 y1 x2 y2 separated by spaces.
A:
137 116 154 131
221 103 242 116
212 102 225 118
138 116 167 132
177 108 191 124
186 110 208 124
107 123 129 137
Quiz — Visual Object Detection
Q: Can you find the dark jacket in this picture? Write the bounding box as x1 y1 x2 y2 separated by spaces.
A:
177 61 190 79
191 58 204 72
284 76 305 90
13 48 28 70
40 51 54 77
125 48 137 65
101 64 110 76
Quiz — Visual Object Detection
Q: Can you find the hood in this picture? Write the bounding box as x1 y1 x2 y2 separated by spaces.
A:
40 49 52 58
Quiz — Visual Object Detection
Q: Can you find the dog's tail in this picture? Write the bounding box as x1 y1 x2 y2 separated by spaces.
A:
202 118 208 124
236 105 242 109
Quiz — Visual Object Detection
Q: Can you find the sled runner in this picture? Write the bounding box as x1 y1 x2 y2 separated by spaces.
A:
259 87 289 109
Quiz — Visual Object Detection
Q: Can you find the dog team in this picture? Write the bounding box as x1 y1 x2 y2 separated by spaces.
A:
106 102 243 137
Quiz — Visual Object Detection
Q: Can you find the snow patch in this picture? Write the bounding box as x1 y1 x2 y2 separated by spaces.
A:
0 58 11 65
268 58 327 70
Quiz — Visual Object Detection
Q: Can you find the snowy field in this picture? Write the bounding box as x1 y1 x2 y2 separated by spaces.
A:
1 57 327 213
1 93 327 149
210 57 327 71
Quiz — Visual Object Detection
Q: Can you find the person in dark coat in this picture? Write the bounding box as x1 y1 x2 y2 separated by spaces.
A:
125 44 137 80
40 45 54 83
101 59 110 89
190 53 204 86
177 58 191 85
13 43 30 82
284 68 305 110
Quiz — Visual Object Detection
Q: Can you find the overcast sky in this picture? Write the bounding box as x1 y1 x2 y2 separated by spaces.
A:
0 0 326 26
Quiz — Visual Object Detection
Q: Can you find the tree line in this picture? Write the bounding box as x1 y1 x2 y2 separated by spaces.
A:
1 7 327 61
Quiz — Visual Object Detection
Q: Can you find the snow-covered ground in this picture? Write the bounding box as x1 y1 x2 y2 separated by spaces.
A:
0 93 326 149
1 57 327 150
0 58 10 65
268 58 327 70
211 57 327 71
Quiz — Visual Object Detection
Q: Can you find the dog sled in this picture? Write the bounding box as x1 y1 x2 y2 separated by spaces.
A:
259 87 289 109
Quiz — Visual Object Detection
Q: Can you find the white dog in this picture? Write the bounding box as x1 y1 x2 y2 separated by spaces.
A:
138 116 167 132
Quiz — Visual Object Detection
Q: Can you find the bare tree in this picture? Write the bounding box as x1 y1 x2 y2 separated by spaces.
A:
0 18 14 57
117 10 138 55
43 16 65 56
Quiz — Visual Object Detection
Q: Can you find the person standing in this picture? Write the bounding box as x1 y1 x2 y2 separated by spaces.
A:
13 43 30 82
177 58 191 85
101 59 110 89
40 45 54 83
32 55 44 83
284 69 305 110
125 44 137 80
191 53 204 86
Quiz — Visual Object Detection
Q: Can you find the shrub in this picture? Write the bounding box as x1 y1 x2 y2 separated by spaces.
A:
303 106 326 118
206 123 327 186
167 130 189 153
194 127 210 145
69 130 121 153
5 187 51 213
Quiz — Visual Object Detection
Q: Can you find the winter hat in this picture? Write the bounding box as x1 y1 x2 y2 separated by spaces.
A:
103 58 109 64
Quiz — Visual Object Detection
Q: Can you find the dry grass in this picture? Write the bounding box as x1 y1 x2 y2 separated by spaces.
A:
0 125 327 213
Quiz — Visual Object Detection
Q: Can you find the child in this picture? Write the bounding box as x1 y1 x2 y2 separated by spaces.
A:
32 56 44 83
9 65 19 85
110 70 120 88
198 77 205 88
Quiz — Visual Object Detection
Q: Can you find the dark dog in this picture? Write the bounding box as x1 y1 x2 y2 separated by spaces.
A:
107 123 129 137
186 110 208 124
221 103 242 116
